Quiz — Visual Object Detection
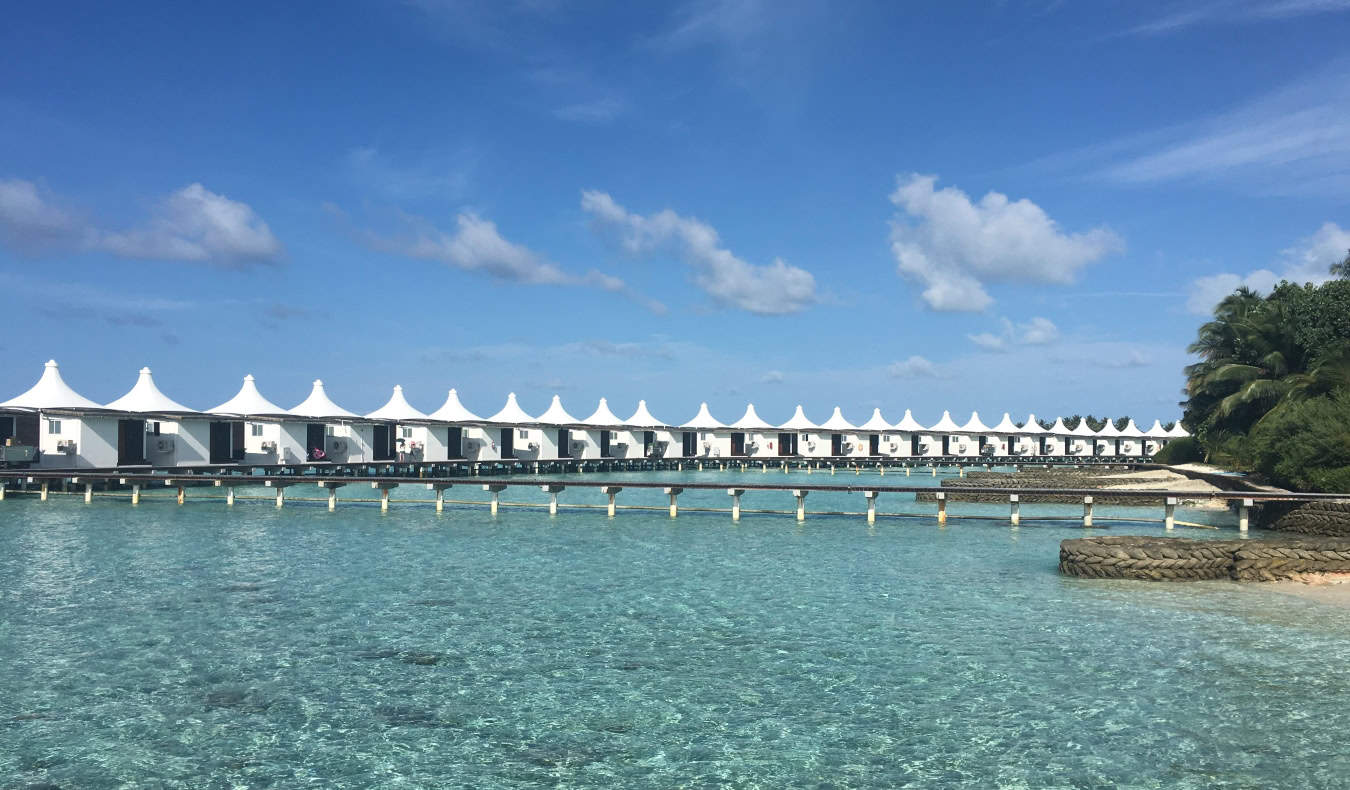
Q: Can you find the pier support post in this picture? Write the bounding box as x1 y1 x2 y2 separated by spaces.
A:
792 489 808 522
84 482 93 504
664 487 683 518
1083 496 1094 528
129 483 140 505
864 491 878 524
266 480 292 508
426 483 452 513
931 465 937 477
176 485 185 506
959 466 965 478
0 482 5 501
602 486 622 518
226 486 235 507
541 484 565 516
483 484 507 515
1165 497 1177 530
906 467 910 477
372 482 399 512
728 488 745 521
1009 494 1019 526
40 481 49 502
319 481 347 511
936 492 947 525
1239 498 1253 533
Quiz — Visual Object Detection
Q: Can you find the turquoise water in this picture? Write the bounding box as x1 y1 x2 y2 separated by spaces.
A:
3 470 1347 788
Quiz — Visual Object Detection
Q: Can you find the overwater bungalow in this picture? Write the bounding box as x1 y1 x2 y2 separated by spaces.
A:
955 411 992 456
1094 420 1122 457
923 410 962 456
1045 417 1072 456
1166 421 1190 439
483 393 540 461
729 404 776 458
818 407 864 457
365 385 431 462
427 389 486 461
287 380 368 463
988 413 1021 456
776 405 816 458
1143 419 1170 456
576 398 625 460
0 360 114 468
104 367 208 467
1063 418 1094 457
1117 419 1146 457
858 408 898 456
1016 414 1050 456
209 374 292 465
893 409 925 457
624 400 674 459
681 403 728 458
535 395 582 460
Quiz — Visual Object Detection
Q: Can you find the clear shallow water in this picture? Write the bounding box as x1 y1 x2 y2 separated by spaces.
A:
2 471 1345 788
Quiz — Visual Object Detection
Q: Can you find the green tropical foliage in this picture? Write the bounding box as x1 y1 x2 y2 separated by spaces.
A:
1179 262 1350 492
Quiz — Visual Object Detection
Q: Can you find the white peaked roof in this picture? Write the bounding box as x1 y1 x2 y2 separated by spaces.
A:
859 408 892 431
819 406 858 431
893 409 925 432
1018 414 1048 434
1070 419 1097 437
927 410 961 432
536 395 579 426
779 405 817 431
626 400 665 428
428 389 482 423
959 411 991 433
991 413 1020 433
486 392 535 425
1118 419 1145 438
366 385 428 421
681 402 725 430
1049 417 1072 435
1144 419 1170 438
290 380 357 419
1097 420 1122 437
581 398 624 427
731 403 774 430
1 359 102 410
211 374 286 416
106 367 196 413
1167 422 1191 438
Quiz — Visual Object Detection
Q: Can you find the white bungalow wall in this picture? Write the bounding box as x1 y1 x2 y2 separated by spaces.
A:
695 430 732 458
146 418 211 467
37 414 118 469
1093 438 1117 458
798 432 830 458
461 426 500 461
914 433 944 457
1118 437 1142 456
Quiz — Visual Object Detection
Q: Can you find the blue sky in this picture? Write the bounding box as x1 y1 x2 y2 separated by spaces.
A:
2 0 1348 426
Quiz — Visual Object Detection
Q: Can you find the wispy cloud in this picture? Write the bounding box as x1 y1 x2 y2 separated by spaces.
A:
581 190 816 315
0 179 283 267
888 355 950 379
553 98 624 123
889 175 1121 312
345 206 666 313
1186 221 1350 313
1126 0 1350 35
344 146 475 201
1046 61 1350 196
967 316 1062 352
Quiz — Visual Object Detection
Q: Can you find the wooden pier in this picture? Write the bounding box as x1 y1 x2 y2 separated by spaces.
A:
3 467 1340 531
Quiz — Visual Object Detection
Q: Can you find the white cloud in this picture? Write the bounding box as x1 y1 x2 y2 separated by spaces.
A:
98 183 283 266
761 369 785 384
581 190 817 315
888 175 1122 312
966 316 1061 351
0 178 79 249
344 145 474 201
359 208 666 312
888 355 947 378
1185 221 1350 313
0 179 282 267
553 98 624 123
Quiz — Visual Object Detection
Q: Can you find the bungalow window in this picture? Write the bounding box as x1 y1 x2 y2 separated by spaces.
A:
46 419 62 435
250 423 264 437
518 429 529 439
326 426 335 436
147 421 161 436
400 427 413 439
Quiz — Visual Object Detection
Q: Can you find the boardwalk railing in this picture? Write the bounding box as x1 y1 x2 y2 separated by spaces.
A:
4 470 1344 532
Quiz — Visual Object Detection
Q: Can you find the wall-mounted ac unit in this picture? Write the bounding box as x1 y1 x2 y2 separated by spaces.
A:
260 440 278 452
154 437 174 453
526 441 540 452
329 438 347 454
56 439 77 454
806 441 816 451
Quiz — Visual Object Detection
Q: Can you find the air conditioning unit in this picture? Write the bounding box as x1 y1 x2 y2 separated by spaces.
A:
888 442 897 452
746 442 759 453
958 444 969 454
918 443 930 454
56 439 77 454
842 442 854 453
806 441 816 452
570 440 587 454
329 438 347 454
260 440 278 452
154 437 174 453
463 437 482 447
526 441 540 452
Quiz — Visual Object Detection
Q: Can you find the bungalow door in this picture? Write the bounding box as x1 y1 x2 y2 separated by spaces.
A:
778 432 794 457
118 419 147 465
731 432 746 457
499 428 514 458
600 431 612 458
231 421 245 460
373 423 395 461
831 434 843 456
209 421 234 463
911 435 921 455
558 429 571 458
869 434 880 455
446 426 464 459
643 431 655 457
682 431 697 457
306 424 326 460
